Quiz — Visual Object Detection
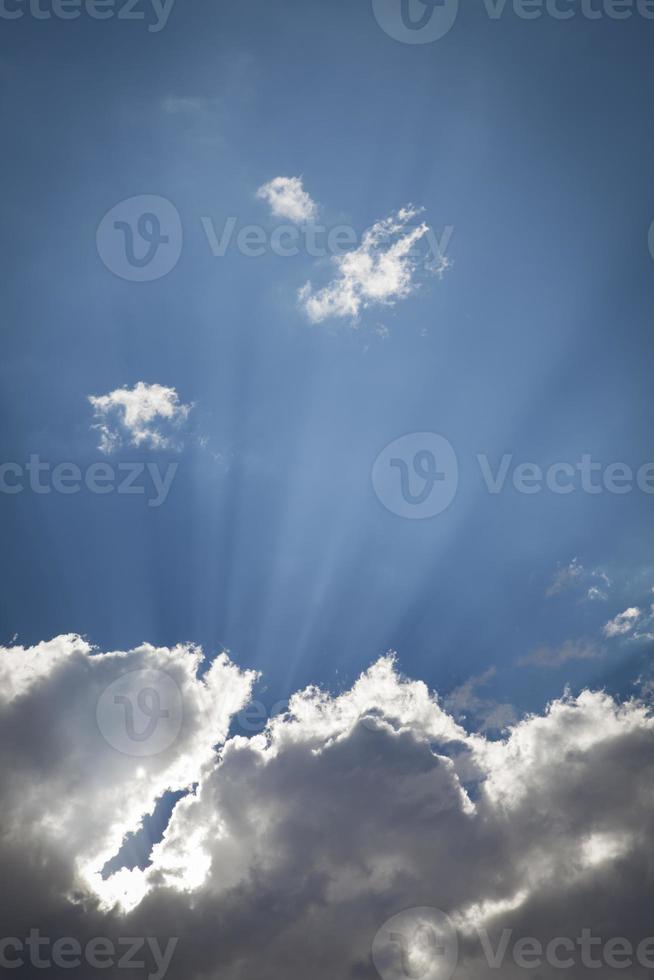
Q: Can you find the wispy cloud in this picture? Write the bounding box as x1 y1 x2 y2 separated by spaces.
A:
444 666 516 733
546 557 584 596
162 95 212 115
603 606 641 638
88 382 193 454
298 206 446 324
256 175 318 223
546 558 612 600
517 639 600 669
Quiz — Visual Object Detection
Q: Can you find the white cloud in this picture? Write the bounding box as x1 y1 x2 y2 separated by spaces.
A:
88 382 192 454
603 606 641 638
2 644 654 979
0 634 254 913
256 176 318 223
299 206 444 324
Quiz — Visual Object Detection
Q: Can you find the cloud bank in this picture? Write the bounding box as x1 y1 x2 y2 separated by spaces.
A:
2 639 654 979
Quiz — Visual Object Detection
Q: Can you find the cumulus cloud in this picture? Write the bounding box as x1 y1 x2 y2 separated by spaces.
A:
0 634 254 913
603 606 641 638
3 642 654 979
88 382 192 454
256 176 318 223
299 206 446 324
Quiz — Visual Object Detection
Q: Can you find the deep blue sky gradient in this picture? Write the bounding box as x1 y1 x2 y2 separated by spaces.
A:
1 0 653 720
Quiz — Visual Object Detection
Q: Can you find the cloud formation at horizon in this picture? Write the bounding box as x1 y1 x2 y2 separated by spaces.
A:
2 637 654 979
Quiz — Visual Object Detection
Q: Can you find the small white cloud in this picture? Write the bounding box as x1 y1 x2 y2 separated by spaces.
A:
299 206 442 324
256 176 318 223
603 607 641 638
587 586 608 601
88 382 192 454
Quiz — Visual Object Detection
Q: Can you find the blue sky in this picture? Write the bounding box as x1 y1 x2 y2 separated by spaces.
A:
1 0 654 728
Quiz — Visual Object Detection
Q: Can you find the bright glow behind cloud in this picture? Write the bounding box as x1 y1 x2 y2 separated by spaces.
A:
2 640 654 979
